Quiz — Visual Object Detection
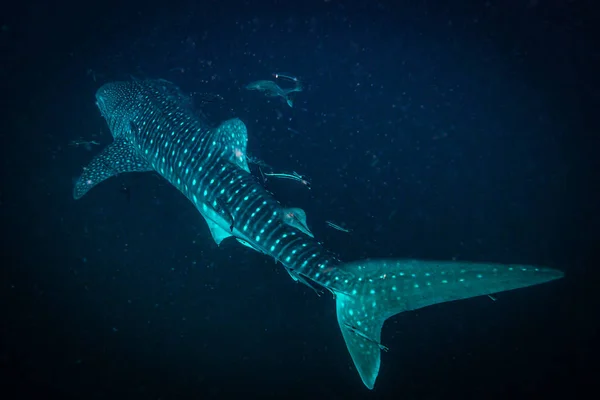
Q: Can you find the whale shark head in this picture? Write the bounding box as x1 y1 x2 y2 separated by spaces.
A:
95 82 124 121
94 81 146 139
94 79 198 134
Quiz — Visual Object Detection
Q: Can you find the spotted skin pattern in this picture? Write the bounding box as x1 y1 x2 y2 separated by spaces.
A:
74 79 564 389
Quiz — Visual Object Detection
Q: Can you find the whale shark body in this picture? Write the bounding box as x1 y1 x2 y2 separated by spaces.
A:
74 79 563 389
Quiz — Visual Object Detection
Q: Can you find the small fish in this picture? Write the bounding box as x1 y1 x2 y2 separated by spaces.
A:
192 92 224 105
245 80 302 107
169 66 186 73
263 171 311 189
69 139 101 152
272 72 300 83
69 139 100 147
325 221 352 233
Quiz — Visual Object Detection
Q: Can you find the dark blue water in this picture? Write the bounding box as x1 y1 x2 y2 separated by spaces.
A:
2 0 596 398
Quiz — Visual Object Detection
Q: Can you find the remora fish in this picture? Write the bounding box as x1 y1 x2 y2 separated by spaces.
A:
73 79 563 389
245 79 302 107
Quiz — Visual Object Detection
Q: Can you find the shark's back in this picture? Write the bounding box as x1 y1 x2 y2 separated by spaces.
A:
96 79 209 139
74 79 237 199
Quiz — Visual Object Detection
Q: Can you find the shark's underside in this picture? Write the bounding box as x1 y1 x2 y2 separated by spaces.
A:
73 79 564 389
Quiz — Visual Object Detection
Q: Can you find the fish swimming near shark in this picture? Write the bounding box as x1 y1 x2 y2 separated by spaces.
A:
74 79 564 390
245 79 302 107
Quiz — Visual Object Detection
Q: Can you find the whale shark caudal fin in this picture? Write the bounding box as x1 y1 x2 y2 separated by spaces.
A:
330 259 564 389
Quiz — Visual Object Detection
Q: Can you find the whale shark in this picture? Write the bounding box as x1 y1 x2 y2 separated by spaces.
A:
73 79 563 389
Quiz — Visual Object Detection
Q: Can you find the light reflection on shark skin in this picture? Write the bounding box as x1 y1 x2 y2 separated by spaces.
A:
245 79 303 107
73 79 564 390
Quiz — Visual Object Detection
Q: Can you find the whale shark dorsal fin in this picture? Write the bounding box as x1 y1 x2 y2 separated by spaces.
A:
213 118 250 173
283 207 313 237
73 137 152 199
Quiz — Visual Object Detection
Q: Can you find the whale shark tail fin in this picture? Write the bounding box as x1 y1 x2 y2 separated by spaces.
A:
331 259 564 389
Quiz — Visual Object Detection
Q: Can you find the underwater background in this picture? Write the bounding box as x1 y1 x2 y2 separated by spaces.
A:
2 0 596 398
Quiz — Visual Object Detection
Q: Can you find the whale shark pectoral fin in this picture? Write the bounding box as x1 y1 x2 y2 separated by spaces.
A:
332 259 564 390
73 138 152 199
213 118 250 173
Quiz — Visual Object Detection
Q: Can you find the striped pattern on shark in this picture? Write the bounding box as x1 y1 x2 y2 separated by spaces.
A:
73 79 564 389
